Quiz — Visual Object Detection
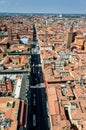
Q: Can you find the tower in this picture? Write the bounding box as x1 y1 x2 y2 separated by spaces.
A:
67 25 73 49
7 27 12 42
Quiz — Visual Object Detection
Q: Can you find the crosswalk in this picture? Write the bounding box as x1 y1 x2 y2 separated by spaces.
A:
30 83 45 88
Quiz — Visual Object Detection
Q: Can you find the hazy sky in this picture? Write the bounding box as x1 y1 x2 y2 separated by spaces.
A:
0 0 86 14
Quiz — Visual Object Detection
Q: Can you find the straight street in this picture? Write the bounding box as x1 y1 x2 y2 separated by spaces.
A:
27 35 49 130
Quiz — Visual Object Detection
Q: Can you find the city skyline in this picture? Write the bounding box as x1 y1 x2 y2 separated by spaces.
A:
0 0 86 14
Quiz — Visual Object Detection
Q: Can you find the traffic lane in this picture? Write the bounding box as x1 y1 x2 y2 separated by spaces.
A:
29 89 37 130
29 75 48 129
32 66 43 76
29 88 43 130
35 88 43 130
32 90 37 113
30 66 43 85
30 68 37 86
32 75 43 85
39 88 49 130
29 41 49 129
30 77 36 86
27 88 49 130
37 88 48 130
31 54 41 65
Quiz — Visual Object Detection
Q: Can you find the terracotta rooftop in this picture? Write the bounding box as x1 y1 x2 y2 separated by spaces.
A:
1 55 29 70
10 44 30 53
0 37 9 44
0 77 13 96
0 97 19 130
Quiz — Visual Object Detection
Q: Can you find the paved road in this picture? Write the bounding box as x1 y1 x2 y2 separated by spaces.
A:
27 38 49 130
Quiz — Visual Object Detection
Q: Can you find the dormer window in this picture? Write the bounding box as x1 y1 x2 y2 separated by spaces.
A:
6 101 15 108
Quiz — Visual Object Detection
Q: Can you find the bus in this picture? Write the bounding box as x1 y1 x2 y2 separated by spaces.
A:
33 114 36 126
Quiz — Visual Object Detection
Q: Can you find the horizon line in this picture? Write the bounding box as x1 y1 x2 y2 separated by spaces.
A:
0 11 86 15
